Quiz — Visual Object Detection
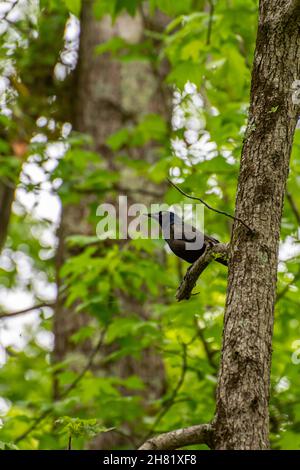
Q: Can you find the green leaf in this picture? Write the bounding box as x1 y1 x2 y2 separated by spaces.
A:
106 128 130 150
93 0 115 19
64 0 81 16
95 37 127 56
55 417 113 438
114 0 141 17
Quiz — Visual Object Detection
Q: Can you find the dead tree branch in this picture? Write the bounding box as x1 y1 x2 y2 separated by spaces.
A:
176 243 229 301
138 423 213 450
286 192 300 226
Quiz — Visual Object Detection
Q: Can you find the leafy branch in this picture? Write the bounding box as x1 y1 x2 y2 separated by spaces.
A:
14 327 107 444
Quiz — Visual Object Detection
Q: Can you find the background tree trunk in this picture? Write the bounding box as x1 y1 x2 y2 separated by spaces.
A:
214 0 300 450
53 1 171 448
0 182 15 253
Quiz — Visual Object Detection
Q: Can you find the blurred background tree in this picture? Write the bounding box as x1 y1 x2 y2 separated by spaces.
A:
0 0 300 450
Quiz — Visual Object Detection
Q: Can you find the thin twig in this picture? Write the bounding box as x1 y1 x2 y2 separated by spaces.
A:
206 0 215 46
276 267 300 304
0 302 54 319
167 178 254 234
0 0 19 22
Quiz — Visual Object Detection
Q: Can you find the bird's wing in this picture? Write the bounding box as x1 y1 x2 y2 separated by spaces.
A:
171 223 219 245
171 223 204 245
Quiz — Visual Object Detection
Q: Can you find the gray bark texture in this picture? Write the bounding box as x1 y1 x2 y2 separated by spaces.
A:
213 0 300 450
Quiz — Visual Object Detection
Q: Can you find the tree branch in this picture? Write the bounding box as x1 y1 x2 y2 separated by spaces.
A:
176 243 228 301
206 0 215 46
194 318 218 371
0 0 19 22
60 328 106 398
138 423 213 450
286 192 300 225
0 302 54 319
167 178 254 234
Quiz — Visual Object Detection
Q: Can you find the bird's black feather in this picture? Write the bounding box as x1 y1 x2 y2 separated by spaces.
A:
149 211 227 266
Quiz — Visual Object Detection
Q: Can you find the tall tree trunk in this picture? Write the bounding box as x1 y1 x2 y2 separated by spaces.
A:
214 0 300 450
53 1 171 448
0 183 14 253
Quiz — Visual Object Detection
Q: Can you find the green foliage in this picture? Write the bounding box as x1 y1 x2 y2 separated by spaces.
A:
0 156 22 182
93 0 143 20
0 441 19 450
55 416 112 447
0 0 300 451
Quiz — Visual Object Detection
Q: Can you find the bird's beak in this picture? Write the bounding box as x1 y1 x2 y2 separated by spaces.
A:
147 213 160 221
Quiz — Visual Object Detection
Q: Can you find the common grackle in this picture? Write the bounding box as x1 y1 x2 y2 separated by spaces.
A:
148 211 227 266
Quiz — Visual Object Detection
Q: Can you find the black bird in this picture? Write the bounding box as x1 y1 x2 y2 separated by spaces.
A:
148 211 227 266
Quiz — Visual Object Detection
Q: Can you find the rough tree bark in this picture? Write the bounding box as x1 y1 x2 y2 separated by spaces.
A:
53 1 171 448
213 0 300 450
140 0 300 451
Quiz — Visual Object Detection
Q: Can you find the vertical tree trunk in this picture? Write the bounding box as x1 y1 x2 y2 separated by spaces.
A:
53 1 171 448
0 183 14 253
214 0 300 449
